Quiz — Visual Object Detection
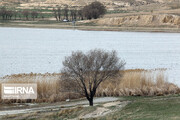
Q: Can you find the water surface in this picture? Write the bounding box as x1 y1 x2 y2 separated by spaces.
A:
0 27 180 85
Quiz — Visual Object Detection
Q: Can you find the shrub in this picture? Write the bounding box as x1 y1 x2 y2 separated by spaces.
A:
82 1 106 20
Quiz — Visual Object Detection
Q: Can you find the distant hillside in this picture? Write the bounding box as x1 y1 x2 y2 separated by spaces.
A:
0 0 176 9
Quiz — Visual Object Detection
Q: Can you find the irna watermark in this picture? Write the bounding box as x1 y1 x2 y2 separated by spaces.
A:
1 84 37 99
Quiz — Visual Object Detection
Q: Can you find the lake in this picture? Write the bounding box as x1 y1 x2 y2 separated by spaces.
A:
0 27 180 85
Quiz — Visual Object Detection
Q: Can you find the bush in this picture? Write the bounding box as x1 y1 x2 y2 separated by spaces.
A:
82 1 106 20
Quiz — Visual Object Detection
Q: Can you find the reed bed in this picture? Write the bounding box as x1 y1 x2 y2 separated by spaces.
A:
96 69 179 96
0 69 179 103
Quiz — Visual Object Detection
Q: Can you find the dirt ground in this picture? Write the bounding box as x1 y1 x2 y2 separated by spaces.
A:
0 97 129 120
1 21 180 33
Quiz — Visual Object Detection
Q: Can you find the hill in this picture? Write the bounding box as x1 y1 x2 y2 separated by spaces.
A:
0 0 177 10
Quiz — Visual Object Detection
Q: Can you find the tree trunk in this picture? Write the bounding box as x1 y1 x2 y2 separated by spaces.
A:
89 98 93 106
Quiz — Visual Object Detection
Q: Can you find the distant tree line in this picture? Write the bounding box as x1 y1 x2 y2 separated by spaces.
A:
0 7 14 20
53 6 83 21
53 1 106 21
0 1 106 21
0 7 42 21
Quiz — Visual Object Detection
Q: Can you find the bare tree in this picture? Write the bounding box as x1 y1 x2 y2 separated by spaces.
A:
53 7 61 21
18 13 22 20
73 9 77 21
57 7 61 21
61 49 125 106
53 8 58 21
40 13 44 20
70 9 74 21
70 9 77 21
13 11 18 20
0 7 7 20
63 6 69 20
31 11 38 21
8 10 13 20
78 10 83 20
22 10 29 20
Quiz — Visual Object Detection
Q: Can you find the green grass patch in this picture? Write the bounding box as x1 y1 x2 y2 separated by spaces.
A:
97 95 180 120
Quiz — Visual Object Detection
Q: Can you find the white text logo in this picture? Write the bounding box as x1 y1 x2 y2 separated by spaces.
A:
2 84 37 99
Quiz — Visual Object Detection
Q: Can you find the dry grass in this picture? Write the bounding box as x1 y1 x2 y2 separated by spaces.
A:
0 69 179 103
0 73 81 103
97 69 180 96
58 106 83 116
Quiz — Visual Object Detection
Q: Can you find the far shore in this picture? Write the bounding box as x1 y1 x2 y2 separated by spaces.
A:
1 22 180 33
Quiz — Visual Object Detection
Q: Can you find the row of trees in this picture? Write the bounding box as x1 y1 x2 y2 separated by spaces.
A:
0 1 106 21
53 2 106 21
53 7 83 21
0 7 14 20
0 7 40 20
22 10 39 20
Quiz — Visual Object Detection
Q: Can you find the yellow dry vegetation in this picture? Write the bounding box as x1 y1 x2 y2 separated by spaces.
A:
95 14 180 27
0 69 179 103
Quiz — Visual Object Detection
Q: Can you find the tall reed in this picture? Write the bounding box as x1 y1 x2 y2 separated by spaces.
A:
0 69 179 103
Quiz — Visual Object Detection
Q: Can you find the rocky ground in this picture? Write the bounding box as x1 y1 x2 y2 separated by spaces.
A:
93 14 180 28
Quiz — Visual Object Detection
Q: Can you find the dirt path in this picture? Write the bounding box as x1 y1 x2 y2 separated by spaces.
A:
0 97 118 116
79 101 129 119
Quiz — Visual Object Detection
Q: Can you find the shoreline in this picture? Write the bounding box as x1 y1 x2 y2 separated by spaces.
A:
1 23 180 33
